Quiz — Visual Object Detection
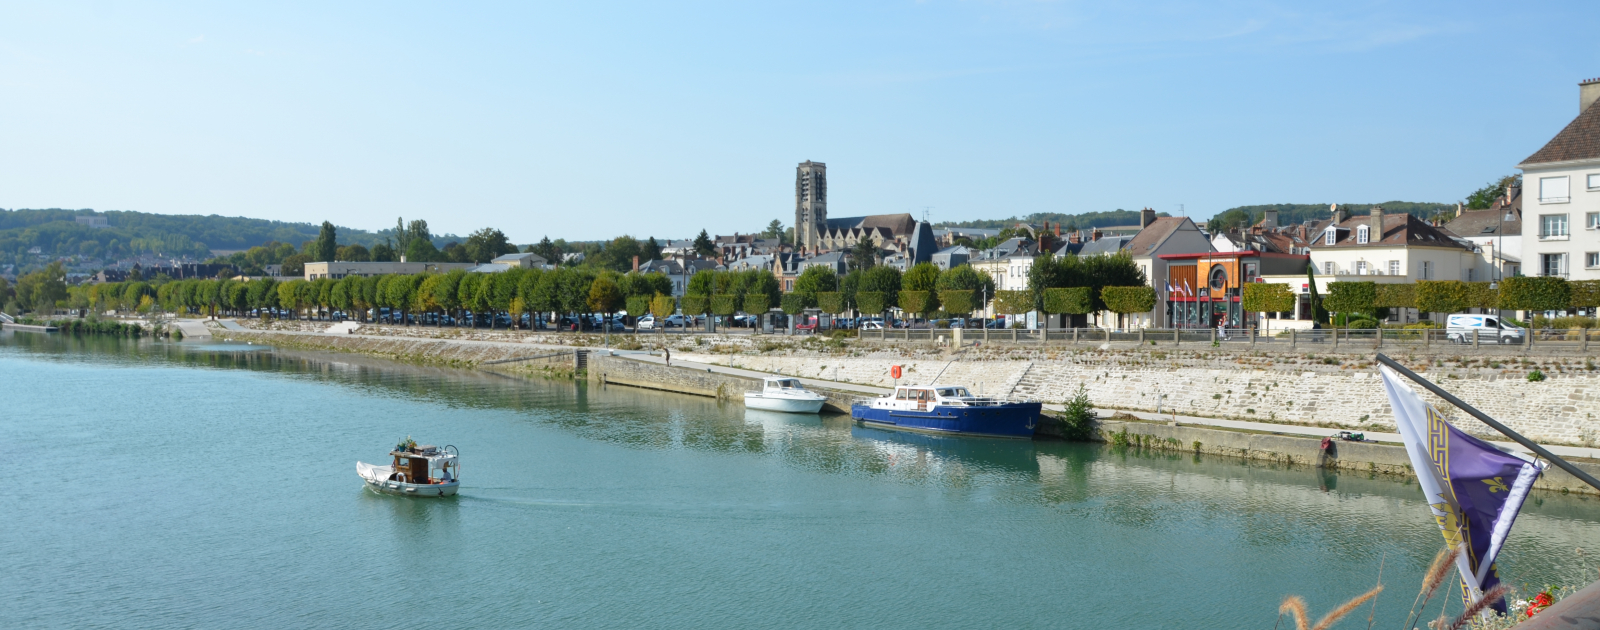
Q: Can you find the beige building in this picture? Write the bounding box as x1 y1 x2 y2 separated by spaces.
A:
303 261 478 281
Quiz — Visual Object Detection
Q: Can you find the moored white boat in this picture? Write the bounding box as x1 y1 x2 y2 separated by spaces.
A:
744 377 827 413
358 441 460 497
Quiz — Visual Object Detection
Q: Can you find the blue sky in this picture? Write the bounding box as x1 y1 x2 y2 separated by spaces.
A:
2 1 1597 242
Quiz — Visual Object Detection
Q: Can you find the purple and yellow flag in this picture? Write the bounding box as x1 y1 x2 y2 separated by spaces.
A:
1381 367 1543 612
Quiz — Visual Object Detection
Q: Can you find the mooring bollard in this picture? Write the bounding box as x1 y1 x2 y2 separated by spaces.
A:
1290 328 1296 348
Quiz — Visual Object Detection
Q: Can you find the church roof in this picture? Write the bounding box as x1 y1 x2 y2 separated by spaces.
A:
822 213 917 237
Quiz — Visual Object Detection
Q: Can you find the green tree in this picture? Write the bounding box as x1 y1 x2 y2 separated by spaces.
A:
603 235 642 271
336 244 370 262
902 262 942 318
1414 281 1467 314
861 266 901 311
693 229 716 257
1323 282 1378 324
316 221 338 262
1465 175 1520 210
1099 286 1157 324
939 290 976 317
587 274 624 317
791 266 838 307
816 292 846 315
406 238 442 263
281 254 311 277
1242 283 1296 315
855 292 886 316
993 290 1032 316
464 228 517 264
933 264 995 312
1042 287 1092 315
1059 384 1097 441
370 242 396 262
849 237 877 270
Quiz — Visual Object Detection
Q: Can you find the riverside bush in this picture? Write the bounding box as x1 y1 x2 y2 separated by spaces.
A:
1058 384 1096 441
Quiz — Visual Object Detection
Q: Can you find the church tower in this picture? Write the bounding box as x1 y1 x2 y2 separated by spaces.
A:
795 161 826 251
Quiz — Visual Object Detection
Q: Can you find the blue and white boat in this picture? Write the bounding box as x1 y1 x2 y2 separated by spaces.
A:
851 385 1040 439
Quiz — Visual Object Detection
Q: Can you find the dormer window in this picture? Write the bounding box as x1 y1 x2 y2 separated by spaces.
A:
1356 225 1370 244
1324 229 1336 246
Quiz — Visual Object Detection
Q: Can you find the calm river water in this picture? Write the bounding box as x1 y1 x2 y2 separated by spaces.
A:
4 331 1599 629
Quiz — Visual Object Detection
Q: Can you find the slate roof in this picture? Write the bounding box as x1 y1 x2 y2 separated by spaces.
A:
1077 235 1133 257
1442 186 1522 238
1124 216 1192 257
1521 98 1600 166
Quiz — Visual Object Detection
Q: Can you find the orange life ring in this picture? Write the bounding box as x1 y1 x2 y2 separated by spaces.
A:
890 365 902 379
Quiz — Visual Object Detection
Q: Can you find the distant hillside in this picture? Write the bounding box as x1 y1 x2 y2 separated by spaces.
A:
0 208 478 270
937 209 1169 231
1209 202 1453 228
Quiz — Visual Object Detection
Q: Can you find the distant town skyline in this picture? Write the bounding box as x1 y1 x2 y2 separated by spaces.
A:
3 1 1597 241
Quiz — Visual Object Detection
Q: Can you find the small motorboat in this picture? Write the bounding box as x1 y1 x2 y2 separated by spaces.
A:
851 384 1041 439
744 376 828 413
357 440 460 497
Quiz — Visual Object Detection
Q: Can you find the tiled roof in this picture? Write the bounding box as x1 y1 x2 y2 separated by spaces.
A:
1521 99 1600 165
1077 235 1133 257
1312 212 1472 251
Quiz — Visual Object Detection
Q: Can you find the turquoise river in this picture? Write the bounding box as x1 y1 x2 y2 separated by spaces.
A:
4 331 1599 628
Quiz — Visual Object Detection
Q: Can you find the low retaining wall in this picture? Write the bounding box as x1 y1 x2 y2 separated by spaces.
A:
1056 417 1600 496
587 354 863 412
215 330 534 367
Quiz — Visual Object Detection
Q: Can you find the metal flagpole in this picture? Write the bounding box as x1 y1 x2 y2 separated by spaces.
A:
1375 353 1600 492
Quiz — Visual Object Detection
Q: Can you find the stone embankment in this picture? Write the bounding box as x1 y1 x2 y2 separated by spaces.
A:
211 322 1600 494
688 350 1600 447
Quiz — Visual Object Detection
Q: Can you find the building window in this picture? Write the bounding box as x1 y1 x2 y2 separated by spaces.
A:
1324 261 1334 275
1588 212 1599 230
1588 252 1600 269
1419 261 1433 280
1590 173 1600 190
1356 225 1370 244
1542 253 1567 277
1540 176 1570 203
1324 229 1336 245
1355 261 1367 275
1388 260 1400 276
1467 268 1476 282
1541 214 1569 238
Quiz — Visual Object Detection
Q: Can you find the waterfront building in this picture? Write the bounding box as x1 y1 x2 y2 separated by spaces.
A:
1517 77 1600 282
1162 250 1312 331
303 261 478 280
1441 188 1523 281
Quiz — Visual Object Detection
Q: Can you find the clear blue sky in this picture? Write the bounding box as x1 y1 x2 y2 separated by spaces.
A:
2 1 1597 243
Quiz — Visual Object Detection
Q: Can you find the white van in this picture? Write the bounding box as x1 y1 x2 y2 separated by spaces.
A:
1446 313 1525 345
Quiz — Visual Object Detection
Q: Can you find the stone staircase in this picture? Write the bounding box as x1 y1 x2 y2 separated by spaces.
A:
1002 361 1035 400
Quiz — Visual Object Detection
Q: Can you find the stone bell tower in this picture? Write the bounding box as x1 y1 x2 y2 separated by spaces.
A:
795 161 826 251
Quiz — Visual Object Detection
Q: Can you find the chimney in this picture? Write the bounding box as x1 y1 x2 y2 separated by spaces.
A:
1263 209 1278 230
1054 222 1061 237
1370 206 1384 241
1092 228 1103 241
400 254 407 263
632 255 639 272
1330 204 1343 224
1456 202 1464 218
1581 77 1600 113
1068 231 1081 245
1140 207 1156 228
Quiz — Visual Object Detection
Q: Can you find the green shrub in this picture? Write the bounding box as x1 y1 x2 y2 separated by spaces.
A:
1042 287 1092 315
1414 280 1468 314
780 293 807 315
1374 283 1416 309
898 291 932 317
1499 277 1572 311
1058 384 1096 441
854 291 885 315
742 293 770 315
816 292 845 315
993 290 1032 315
1243 283 1296 313
1323 281 1377 315
1528 369 1546 382
1099 286 1156 314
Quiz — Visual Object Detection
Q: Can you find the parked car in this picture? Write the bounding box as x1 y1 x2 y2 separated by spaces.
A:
637 315 660 330
1446 313 1524 344
665 314 690 328
860 320 885 330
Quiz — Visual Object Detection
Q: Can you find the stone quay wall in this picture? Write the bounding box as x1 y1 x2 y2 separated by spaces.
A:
686 350 1600 447
1081 418 1600 496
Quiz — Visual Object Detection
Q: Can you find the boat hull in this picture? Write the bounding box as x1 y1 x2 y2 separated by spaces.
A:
363 477 460 497
744 393 826 414
850 402 1041 439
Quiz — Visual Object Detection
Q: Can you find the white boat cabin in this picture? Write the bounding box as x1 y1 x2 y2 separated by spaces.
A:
763 377 806 392
872 385 1002 411
389 445 458 485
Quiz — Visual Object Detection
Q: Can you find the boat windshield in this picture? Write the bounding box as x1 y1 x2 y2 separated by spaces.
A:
770 379 800 389
935 387 973 398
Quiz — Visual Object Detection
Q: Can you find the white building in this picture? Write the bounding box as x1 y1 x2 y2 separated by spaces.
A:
1441 189 1522 281
1308 207 1480 283
1517 78 1600 281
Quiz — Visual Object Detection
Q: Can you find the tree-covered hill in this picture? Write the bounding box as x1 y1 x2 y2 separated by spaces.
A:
1206 201 1452 231
0 208 392 267
936 209 1168 231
